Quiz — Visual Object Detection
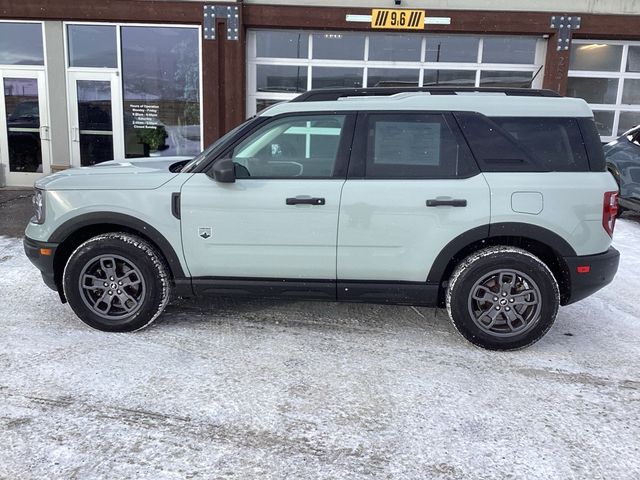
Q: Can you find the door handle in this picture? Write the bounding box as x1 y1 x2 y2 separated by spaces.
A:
286 197 326 206
71 127 79 143
426 198 467 207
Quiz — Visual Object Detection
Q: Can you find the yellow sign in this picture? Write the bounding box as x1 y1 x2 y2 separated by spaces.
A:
371 9 425 30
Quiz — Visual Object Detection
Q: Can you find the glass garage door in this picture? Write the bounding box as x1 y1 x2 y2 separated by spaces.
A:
246 30 546 116
567 40 640 142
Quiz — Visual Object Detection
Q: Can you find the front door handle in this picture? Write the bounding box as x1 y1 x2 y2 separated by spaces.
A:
426 198 467 207
286 197 326 206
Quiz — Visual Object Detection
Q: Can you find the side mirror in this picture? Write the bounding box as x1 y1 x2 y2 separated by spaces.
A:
208 158 235 183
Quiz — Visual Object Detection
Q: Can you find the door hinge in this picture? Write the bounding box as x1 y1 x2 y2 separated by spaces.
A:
171 192 181 219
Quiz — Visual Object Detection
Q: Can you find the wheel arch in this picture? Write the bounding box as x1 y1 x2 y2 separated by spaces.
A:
50 212 188 299
428 222 575 306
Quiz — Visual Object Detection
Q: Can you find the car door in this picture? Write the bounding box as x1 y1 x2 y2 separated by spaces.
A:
180 113 354 284
337 112 491 298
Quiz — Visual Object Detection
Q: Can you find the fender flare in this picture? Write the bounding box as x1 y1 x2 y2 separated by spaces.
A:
49 212 187 279
426 222 577 284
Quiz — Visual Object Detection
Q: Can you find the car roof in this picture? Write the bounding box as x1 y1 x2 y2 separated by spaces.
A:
260 92 594 118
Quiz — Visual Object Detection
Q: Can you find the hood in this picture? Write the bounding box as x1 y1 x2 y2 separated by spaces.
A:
36 156 193 191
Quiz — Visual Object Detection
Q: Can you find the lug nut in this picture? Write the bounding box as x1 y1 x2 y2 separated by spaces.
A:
495 306 500 310
510 298 515 303
117 290 122 294
502 292 507 296
506 307 511 311
110 276 114 281
103 282 108 287
493 297 499 301
108 290 113 295
118 281 123 285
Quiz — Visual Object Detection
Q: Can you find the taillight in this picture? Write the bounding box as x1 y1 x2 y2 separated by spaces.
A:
603 191 619 237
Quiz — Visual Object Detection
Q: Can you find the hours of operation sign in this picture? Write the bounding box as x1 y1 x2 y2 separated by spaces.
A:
371 9 426 30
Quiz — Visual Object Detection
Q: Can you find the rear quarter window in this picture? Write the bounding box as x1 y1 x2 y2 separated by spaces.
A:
455 113 590 172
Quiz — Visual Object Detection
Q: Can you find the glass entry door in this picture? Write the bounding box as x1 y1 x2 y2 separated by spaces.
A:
0 70 50 186
68 71 123 166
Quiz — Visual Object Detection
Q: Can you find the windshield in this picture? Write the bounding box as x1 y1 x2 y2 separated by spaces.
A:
181 118 256 173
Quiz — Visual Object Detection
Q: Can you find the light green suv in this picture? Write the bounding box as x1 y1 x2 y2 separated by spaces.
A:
24 87 620 350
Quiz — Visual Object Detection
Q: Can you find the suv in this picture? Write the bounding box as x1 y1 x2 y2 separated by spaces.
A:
24 87 620 350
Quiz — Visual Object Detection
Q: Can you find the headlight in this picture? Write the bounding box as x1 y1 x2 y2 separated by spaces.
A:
32 189 45 224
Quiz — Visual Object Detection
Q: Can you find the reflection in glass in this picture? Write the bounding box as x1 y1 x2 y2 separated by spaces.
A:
368 34 421 62
592 111 615 137
367 68 419 87
0 23 44 65
618 112 640 136
312 67 363 89
479 71 532 87
423 70 476 86
257 65 307 92
482 37 536 64
312 33 365 60
425 35 478 63
566 77 618 104
627 46 640 73
77 80 113 166
256 30 308 58
569 44 623 72
121 26 200 158
68 25 117 68
622 79 640 105
4 78 42 173
256 99 282 113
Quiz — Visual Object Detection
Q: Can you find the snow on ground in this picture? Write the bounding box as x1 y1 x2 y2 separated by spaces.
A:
1 221 639 479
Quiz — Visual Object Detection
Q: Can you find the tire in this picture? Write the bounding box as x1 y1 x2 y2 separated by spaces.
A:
446 246 560 351
63 233 172 332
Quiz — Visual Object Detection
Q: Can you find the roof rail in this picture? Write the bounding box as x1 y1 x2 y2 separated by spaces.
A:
291 87 562 102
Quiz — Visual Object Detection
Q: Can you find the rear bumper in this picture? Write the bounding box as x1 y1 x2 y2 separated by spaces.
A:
23 236 59 292
563 247 620 305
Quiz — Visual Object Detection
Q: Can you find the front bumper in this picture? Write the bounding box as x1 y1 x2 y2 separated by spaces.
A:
563 247 620 305
23 236 59 292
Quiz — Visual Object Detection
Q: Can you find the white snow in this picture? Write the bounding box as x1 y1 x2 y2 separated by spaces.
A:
1 221 640 479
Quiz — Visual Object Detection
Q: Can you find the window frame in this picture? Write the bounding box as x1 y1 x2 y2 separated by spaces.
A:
348 111 480 180
247 30 547 117
568 39 640 142
62 21 204 157
209 111 357 180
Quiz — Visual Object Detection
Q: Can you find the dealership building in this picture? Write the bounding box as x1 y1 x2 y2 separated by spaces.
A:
0 0 639 186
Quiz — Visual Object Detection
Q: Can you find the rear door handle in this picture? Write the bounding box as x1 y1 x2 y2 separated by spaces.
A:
286 197 326 206
426 198 467 207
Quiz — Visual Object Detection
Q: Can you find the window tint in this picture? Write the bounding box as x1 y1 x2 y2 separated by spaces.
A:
492 118 589 171
231 115 346 178
364 114 477 179
456 113 590 172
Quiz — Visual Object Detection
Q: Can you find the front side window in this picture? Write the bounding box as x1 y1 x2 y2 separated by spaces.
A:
230 114 346 178
364 114 477 179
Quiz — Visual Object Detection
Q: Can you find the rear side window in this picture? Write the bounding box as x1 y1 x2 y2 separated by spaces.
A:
363 113 478 179
455 113 590 172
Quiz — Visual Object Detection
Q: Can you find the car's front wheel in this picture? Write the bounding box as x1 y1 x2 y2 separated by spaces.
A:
63 233 171 332
446 246 560 351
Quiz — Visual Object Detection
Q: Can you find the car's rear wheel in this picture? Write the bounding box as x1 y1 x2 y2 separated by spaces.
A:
63 233 171 332
446 246 560 350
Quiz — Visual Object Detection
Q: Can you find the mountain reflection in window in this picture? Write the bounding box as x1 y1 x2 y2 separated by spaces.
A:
121 26 200 159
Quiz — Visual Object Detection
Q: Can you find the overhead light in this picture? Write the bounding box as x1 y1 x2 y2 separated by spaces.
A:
324 34 343 39
579 44 609 50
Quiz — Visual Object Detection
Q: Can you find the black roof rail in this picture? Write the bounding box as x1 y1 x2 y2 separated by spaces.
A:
291 87 562 102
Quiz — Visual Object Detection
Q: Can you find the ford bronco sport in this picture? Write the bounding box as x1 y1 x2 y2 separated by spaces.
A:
24 87 620 350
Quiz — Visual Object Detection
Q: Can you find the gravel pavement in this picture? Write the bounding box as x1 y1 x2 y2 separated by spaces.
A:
0 217 639 479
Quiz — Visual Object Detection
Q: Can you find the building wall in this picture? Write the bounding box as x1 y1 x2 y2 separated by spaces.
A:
1 1 640 186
